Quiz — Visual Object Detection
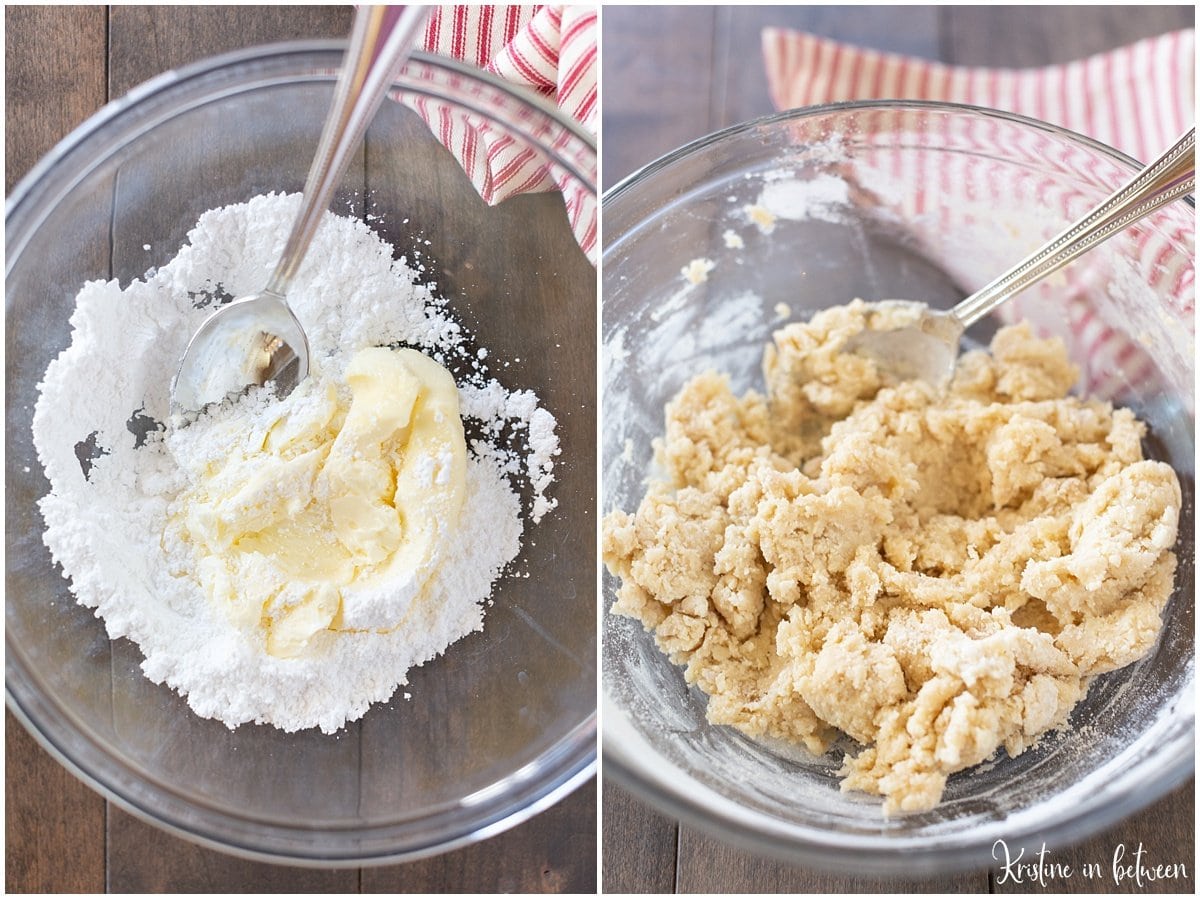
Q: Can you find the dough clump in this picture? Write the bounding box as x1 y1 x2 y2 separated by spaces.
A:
603 300 1181 815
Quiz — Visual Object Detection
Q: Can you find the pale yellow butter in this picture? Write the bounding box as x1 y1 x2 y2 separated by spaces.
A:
173 346 467 658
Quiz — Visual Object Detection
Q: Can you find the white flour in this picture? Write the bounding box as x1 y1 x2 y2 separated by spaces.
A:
32 193 560 733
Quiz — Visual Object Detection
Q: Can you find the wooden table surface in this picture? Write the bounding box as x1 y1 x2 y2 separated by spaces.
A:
5 5 595 893
602 4 1195 895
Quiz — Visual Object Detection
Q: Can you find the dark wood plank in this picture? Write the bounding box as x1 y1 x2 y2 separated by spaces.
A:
991 780 1194 895
4 712 107 894
677 825 987 894
362 779 597 893
5 6 110 895
942 5 1196 68
601 5 945 189
601 782 678 894
717 5 941 126
106 805 358 893
4 4 107 192
107 4 353 96
601 5 718 188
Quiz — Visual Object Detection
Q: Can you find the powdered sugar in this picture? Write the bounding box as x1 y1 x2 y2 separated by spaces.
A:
32 193 557 733
458 381 561 521
754 172 849 224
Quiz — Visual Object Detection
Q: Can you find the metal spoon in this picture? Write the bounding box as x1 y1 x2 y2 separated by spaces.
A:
170 5 429 418
845 127 1195 387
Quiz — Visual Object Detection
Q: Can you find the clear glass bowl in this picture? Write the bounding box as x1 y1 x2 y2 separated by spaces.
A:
602 102 1193 874
6 44 596 864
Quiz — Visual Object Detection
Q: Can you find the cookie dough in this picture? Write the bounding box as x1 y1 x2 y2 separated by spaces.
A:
603 300 1181 815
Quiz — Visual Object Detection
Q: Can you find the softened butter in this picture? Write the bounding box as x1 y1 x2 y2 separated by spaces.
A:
174 346 467 658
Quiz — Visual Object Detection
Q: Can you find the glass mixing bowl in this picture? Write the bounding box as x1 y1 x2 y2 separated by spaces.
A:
6 44 595 864
602 102 1193 875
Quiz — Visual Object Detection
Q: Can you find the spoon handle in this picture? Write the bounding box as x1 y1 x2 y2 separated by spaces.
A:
265 5 428 297
953 126 1195 329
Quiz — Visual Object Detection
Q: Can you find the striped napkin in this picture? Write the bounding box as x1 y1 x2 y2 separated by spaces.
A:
411 5 597 262
761 27 1195 398
763 29 1194 163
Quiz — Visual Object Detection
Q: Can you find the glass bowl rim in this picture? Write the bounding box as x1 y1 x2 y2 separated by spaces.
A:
602 98 1194 212
7 40 597 228
5 39 597 865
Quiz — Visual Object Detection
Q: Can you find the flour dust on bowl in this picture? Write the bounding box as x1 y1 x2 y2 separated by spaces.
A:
601 102 1193 874
6 44 596 864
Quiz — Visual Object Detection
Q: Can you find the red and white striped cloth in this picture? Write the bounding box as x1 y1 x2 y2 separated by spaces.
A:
761 27 1196 399
411 5 597 262
763 29 1194 163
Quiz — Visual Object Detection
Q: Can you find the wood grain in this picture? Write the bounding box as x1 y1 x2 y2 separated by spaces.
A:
600 4 1196 893
4 6 110 894
106 4 354 95
676 828 986 894
4 5 107 192
106 805 359 894
714 5 941 128
601 782 677 893
600 5 717 189
601 5 943 188
4 711 107 893
940 5 1196 68
363 780 597 894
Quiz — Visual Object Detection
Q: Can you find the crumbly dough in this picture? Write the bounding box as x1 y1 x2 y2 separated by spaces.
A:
682 257 716 285
603 300 1181 815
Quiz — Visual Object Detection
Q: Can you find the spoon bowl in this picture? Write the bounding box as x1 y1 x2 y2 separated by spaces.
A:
842 299 964 387
170 291 309 417
169 5 426 418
